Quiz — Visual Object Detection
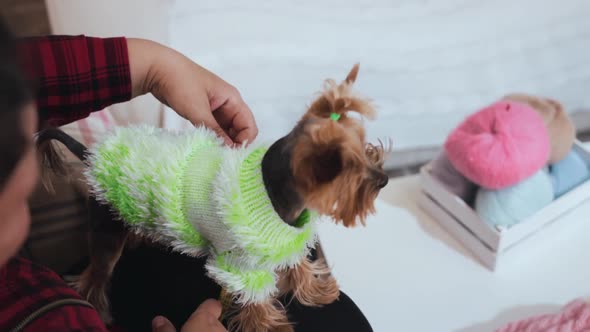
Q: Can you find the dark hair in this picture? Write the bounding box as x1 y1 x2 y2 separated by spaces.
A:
0 19 33 189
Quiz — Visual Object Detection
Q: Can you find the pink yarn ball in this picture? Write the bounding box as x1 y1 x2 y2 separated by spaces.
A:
496 299 590 332
445 100 550 189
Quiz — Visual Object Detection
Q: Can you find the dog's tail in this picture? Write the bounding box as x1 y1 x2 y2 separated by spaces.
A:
36 128 88 193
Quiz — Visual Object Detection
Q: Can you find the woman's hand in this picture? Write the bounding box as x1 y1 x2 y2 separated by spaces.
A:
128 38 258 146
151 299 227 332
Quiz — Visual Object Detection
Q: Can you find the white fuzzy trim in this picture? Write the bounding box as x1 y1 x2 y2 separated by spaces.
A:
205 255 278 305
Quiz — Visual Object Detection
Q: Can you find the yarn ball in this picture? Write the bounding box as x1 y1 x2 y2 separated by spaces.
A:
496 299 590 332
445 100 550 189
429 151 477 205
504 93 575 163
549 149 589 197
475 170 554 227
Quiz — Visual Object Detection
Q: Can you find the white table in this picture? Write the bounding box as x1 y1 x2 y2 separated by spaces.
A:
318 175 590 332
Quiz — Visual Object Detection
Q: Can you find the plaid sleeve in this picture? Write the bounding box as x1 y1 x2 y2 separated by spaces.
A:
16 35 132 128
0 257 110 332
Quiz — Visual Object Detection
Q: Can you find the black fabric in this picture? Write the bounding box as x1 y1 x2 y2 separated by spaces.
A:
108 244 373 332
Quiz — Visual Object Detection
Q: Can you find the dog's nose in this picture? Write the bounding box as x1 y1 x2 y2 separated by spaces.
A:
378 174 389 189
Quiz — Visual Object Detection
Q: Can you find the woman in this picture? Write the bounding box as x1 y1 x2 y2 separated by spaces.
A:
0 19 372 332
0 18 249 332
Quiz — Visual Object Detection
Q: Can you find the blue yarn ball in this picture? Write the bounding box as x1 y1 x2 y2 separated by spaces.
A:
549 149 590 197
475 170 554 227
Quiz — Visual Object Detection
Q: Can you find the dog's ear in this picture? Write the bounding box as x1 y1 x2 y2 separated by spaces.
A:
291 120 360 190
291 119 376 227
345 63 360 84
300 143 343 185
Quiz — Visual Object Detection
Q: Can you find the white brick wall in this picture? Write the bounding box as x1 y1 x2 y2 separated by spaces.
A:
170 0 590 149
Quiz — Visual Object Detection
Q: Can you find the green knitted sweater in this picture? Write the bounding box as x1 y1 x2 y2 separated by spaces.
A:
85 126 318 304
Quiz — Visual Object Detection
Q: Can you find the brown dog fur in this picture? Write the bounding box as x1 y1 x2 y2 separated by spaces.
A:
38 63 389 332
226 299 292 332
291 65 388 227
278 258 339 307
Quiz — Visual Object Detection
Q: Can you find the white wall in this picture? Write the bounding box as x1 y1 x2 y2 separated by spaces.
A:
46 0 172 41
45 0 176 128
169 0 590 149
44 0 590 149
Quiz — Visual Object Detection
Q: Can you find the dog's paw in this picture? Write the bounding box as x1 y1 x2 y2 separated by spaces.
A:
293 273 340 306
282 259 340 307
227 300 290 332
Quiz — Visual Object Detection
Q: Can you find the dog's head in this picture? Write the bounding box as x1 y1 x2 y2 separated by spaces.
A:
287 64 390 227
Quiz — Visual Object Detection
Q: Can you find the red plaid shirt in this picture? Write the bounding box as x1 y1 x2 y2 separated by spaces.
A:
0 35 132 332
17 35 132 128
0 258 108 332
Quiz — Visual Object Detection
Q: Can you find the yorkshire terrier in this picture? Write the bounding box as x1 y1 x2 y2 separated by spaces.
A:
37 63 390 332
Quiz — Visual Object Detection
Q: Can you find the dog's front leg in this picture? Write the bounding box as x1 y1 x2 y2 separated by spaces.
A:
68 197 128 324
279 257 340 307
226 299 292 332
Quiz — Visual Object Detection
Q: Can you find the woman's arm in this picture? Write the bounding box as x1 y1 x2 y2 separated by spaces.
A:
17 35 132 128
125 38 257 145
17 35 258 145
